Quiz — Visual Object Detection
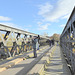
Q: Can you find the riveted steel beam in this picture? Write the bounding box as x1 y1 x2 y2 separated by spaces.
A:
0 24 50 39
60 7 75 74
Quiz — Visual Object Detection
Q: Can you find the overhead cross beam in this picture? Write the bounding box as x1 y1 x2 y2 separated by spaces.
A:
0 24 50 39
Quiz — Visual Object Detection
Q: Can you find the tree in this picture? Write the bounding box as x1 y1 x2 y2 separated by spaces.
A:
50 33 60 41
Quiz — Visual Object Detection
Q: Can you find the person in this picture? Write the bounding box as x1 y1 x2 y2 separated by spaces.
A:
51 39 54 45
37 35 40 50
32 36 38 58
49 40 51 46
57 41 59 46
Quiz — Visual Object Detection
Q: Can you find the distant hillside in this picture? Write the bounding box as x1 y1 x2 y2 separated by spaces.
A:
50 33 60 41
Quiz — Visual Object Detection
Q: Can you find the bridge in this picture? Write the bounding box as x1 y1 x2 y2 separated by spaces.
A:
0 7 75 75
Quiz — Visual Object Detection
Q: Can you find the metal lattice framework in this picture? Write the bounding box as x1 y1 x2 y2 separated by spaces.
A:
0 24 50 58
60 7 75 74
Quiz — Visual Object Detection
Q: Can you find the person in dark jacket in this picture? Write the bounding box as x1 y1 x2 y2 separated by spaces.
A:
37 35 40 50
49 40 51 46
32 36 39 58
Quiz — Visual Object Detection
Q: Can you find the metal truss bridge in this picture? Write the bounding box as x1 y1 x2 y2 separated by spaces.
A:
0 7 75 75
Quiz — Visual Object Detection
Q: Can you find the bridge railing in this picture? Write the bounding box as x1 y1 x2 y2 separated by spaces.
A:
60 7 75 74
0 24 50 59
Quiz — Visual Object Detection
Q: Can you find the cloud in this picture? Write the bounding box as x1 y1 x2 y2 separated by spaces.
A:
24 29 29 31
24 25 32 27
62 14 70 19
60 24 65 28
37 22 42 25
0 22 29 31
38 23 50 30
23 25 31 31
0 22 16 27
38 0 75 22
38 2 53 15
0 22 21 30
0 16 11 21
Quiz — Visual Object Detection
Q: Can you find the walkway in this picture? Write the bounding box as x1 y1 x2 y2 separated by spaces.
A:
0 46 50 75
45 46 72 75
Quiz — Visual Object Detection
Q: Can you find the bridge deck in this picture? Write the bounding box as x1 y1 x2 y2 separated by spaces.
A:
45 46 72 75
0 46 44 65
0 46 50 75
0 46 72 75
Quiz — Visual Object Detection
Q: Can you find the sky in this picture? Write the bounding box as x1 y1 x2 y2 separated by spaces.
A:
0 0 75 36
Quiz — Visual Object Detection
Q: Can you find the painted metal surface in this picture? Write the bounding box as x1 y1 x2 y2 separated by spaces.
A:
0 24 50 59
60 7 75 74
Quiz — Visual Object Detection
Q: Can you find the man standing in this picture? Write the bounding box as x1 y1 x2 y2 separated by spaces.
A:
49 40 51 47
32 36 38 58
37 35 40 50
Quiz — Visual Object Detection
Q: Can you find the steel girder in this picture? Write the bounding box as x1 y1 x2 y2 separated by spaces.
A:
60 7 75 74
0 24 50 59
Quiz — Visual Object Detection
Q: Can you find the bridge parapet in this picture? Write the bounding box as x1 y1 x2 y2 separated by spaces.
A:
0 24 50 59
60 7 75 74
